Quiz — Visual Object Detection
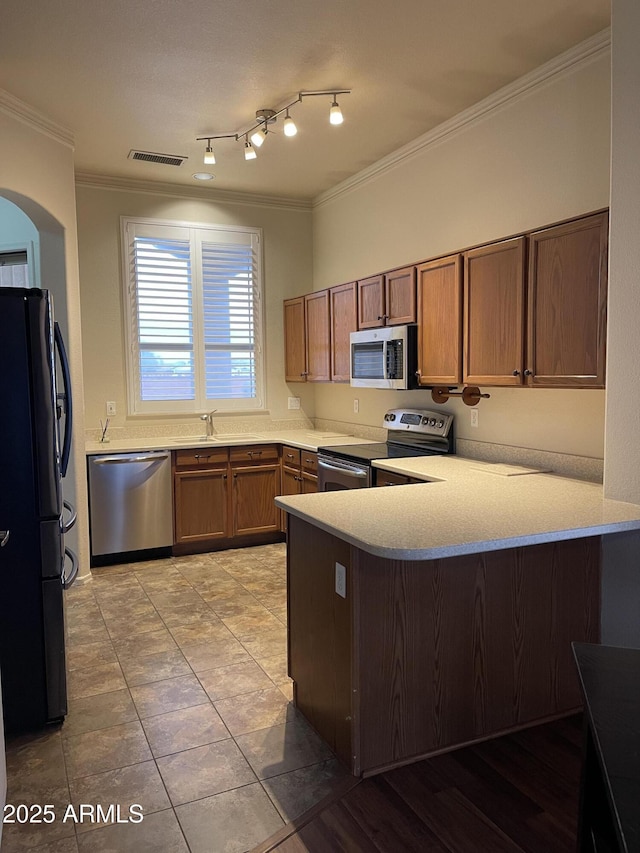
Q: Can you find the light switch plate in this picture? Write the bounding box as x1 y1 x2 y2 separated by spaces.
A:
106 401 116 416
335 562 347 598
288 396 301 410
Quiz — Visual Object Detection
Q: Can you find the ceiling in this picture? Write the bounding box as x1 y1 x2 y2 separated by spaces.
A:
0 0 610 202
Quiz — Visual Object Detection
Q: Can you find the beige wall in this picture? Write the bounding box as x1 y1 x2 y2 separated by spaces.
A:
310 44 610 460
0 93 89 574
76 183 315 431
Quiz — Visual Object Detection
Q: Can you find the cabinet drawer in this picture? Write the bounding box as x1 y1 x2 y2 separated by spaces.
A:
301 451 318 474
230 444 279 465
375 469 420 487
282 445 301 467
174 447 228 468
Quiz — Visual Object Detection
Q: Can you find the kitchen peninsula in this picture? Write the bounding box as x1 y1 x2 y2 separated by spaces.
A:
275 458 640 778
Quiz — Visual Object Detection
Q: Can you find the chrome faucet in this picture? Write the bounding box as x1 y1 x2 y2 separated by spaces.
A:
200 409 217 437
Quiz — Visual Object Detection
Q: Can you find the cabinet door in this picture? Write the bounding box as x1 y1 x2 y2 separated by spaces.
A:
416 254 462 386
174 468 228 543
527 212 608 387
284 297 307 382
357 275 385 329
232 464 281 536
281 465 302 497
330 282 358 382
385 266 416 325
464 237 526 385
304 290 331 382
301 472 318 494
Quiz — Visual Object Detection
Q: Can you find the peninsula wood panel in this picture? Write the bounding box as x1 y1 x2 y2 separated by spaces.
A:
416 254 463 385
354 536 601 774
283 296 307 382
304 290 331 382
463 237 526 385
330 282 358 382
287 518 353 770
527 212 608 387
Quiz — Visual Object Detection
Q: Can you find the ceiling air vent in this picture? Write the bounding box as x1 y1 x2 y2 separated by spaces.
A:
128 150 187 167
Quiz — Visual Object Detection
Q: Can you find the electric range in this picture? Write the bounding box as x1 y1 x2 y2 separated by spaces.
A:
317 407 454 490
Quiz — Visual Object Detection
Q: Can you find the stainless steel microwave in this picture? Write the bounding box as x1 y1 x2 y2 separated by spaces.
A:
350 325 418 389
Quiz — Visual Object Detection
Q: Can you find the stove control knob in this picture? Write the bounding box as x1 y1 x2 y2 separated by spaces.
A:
421 417 429 425
389 413 396 421
428 418 436 426
436 420 444 428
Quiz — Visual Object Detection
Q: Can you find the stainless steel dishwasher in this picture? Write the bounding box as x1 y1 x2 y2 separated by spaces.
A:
88 450 173 563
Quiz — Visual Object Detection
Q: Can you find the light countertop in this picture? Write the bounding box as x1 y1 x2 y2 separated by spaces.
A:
275 455 640 560
85 429 376 455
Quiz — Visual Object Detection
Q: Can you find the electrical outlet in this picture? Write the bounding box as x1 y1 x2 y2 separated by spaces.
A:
470 408 479 428
288 396 300 410
335 562 347 598
353 399 359 413
106 401 116 417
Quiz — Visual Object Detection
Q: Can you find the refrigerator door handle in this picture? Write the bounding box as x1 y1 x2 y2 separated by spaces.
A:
54 321 73 478
62 500 77 534
62 547 79 589
0 530 9 547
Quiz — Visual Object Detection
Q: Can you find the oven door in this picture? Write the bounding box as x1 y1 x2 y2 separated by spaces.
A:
317 454 371 490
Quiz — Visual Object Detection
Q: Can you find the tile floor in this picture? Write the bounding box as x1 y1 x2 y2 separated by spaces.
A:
2 543 349 853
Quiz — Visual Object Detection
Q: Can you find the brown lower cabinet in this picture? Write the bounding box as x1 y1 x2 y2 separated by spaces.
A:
287 515 601 777
280 446 317 531
173 444 283 554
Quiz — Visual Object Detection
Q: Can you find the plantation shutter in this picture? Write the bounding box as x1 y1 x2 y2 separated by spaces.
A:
200 233 259 401
123 218 263 415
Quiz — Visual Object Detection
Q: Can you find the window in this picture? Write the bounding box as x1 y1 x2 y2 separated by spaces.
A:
122 218 264 415
0 250 29 288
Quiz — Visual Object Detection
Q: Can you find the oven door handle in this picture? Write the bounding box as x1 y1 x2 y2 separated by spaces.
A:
317 458 369 478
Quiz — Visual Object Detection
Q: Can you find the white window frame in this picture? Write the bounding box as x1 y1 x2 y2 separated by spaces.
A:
121 216 265 416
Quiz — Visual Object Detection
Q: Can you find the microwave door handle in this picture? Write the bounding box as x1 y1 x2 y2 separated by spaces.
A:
382 340 389 380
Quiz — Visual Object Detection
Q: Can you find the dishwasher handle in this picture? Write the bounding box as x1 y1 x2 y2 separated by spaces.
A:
93 453 170 465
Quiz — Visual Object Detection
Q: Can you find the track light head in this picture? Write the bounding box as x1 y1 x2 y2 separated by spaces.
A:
203 143 216 165
250 126 268 148
244 138 257 160
283 110 297 137
329 98 343 125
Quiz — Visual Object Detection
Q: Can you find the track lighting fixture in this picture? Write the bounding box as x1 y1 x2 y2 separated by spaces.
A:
196 89 350 165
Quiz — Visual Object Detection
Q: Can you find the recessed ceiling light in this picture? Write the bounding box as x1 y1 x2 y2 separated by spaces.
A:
192 172 214 181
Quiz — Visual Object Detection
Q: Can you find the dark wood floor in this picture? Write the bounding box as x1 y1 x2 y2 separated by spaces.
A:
255 715 584 853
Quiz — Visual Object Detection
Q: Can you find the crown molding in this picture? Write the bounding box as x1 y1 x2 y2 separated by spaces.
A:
314 28 611 209
74 173 313 212
0 88 75 149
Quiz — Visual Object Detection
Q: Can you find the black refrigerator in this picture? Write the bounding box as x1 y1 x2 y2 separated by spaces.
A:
0 287 77 733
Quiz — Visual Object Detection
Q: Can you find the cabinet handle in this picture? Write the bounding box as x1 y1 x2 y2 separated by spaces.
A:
377 314 389 323
247 450 262 458
415 370 421 379
0 530 9 548
194 454 212 460
524 369 533 376
286 453 295 459
233 473 237 478
512 370 520 376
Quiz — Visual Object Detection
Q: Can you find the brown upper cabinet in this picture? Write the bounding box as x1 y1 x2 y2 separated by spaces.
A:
416 254 463 386
358 266 416 328
330 281 358 382
283 296 307 382
283 291 331 382
304 290 331 382
526 212 608 388
463 237 526 386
